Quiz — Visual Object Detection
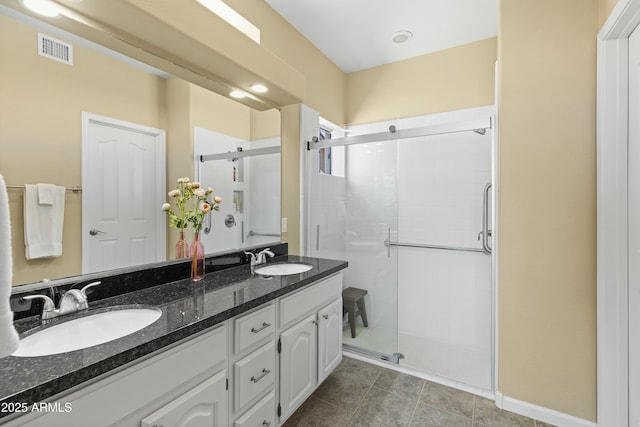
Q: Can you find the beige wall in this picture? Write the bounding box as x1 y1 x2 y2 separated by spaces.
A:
498 0 597 420
250 109 281 141
190 84 251 141
599 0 618 28
225 0 347 126
346 37 497 125
1 14 167 285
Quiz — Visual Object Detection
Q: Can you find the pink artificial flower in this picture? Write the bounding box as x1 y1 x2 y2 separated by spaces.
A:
191 182 201 189
194 189 206 197
168 189 181 197
214 196 222 204
200 203 211 213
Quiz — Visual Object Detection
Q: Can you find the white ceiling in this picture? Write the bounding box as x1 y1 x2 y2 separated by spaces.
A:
265 0 497 73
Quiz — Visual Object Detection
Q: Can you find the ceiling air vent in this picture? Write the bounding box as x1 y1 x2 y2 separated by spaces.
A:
37 33 73 65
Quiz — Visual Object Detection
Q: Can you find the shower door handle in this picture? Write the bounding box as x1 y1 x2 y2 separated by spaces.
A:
481 183 492 254
316 224 320 251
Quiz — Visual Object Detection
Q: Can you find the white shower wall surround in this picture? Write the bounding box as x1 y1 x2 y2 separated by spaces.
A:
309 105 495 392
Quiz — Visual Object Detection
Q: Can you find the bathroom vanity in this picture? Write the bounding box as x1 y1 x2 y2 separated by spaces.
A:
0 253 347 426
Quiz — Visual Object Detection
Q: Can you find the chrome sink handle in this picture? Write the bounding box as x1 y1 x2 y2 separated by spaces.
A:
256 248 275 264
72 281 100 311
58 289 85 314
22 295 56 321
80 281 100 298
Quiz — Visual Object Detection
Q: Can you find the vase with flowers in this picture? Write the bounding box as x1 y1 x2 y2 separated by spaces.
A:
162 177 192 259
186 182 222 281
162 178 222 281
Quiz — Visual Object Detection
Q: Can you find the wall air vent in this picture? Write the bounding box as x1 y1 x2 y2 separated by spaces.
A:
37 33 73 65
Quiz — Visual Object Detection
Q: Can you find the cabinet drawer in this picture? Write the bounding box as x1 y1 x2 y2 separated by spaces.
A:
280 273 342 327
234 341 276 411
234 304 275 354
234 390 275 427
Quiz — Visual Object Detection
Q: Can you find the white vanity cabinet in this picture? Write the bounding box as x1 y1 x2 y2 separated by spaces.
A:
3 270 345 427
278 273 343 422
5 324 228 427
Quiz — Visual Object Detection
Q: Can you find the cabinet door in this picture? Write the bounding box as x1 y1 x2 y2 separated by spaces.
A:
141 369 228 427
318 298 343 383
279 314 317 421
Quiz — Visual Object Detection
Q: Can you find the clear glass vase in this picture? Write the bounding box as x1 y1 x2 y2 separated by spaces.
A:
175 230 190 259
190 232 205 281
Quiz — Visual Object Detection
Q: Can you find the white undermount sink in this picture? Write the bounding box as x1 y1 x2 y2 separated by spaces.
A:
12 307 162 357
254 263 313 276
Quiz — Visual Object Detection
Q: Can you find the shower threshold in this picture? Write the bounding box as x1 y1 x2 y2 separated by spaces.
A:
343 343 405 364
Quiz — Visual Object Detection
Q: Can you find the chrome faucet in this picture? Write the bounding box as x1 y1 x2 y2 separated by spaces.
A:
23 281 101 322
256 248 275 264
244 248 275 268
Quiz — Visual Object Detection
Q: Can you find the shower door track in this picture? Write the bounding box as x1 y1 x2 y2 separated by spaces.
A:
343 343 405 364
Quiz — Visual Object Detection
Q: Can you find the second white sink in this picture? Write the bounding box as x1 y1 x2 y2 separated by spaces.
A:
13 307 162 357
254 263 312 276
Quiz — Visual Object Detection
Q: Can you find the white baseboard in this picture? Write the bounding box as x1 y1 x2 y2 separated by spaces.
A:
495 391 596 427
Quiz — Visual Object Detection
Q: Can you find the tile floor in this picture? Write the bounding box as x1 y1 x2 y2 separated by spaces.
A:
283 356 557 427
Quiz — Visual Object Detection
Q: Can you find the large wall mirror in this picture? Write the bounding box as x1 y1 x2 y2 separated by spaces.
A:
0 6 282 288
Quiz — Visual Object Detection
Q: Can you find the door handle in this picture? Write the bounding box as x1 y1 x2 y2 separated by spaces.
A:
481 183 492 254
89 228 106 236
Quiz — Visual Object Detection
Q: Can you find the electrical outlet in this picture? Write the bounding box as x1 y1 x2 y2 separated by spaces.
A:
281 217 288 233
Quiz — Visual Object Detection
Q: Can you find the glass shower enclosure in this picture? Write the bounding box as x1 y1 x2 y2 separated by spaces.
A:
306 117 494 392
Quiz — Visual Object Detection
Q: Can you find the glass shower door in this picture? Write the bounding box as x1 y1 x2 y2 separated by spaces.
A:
307 137 399 360
395 129 493 390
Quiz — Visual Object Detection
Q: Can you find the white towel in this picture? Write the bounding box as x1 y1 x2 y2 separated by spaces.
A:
37 183 56 206
23 184 65 259
0 174 20 358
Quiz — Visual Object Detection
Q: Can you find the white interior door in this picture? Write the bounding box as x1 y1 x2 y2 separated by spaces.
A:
629 25 640 427
82 113 166 274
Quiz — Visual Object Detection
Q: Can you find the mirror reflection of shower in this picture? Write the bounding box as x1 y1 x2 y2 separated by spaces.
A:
195 127 281 254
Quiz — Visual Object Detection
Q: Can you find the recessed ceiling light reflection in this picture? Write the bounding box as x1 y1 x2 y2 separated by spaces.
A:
250 84 268 93
230 90 247 99
23 0 61 17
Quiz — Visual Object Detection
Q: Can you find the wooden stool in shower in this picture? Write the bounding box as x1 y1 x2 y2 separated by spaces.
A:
342 287 368 339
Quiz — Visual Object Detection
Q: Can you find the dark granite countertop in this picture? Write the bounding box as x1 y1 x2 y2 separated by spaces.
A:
0 254 347 420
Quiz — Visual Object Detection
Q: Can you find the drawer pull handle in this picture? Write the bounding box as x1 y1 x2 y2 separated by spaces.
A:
251 322 271 333
263 421 271 427
251 368 271 383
